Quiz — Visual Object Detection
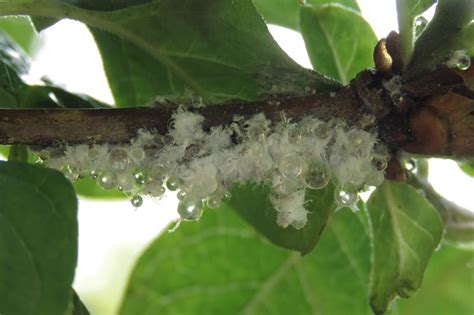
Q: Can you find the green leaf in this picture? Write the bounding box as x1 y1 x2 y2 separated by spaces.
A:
0 16 37 54
0 31 109 109
0 31 118 199
253 0 359 31
0 145 9 158
227 183 336 255
407 0 474 79
90 0 339 105
7 144 28 162
396 0 436 67
0 0 340 107
0 162 78 315
120 205 373 315
367 181 444 315
72 289 90 315
458 22 474 56
389 246 474 315
299 3 377 84
0 26 123 197
73 177 125 199
459 161 474 177
31 16 59 32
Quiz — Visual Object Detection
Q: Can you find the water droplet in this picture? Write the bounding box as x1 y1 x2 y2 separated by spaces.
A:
456 54 471 71
404 159 417 172
371 156 388 171
38 149 50 160
278 154 304 179
166 177 179 191
90 170 99 179
129 147 145 163
223 191 232 200
177 190 187 200
335 184 358 207
177 199 203 221
133 168 148 185
415 16 428 36
61 164 79 182
107 148 130 171
365 170 385 187
98 171 116 190
305 164 330 189
131 195 143 208
207 196 221 209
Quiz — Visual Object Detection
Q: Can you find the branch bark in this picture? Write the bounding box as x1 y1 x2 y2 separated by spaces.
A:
0 85 366 145
1 68 473 159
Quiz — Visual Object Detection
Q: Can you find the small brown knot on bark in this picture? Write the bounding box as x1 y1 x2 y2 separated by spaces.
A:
373 31 402 77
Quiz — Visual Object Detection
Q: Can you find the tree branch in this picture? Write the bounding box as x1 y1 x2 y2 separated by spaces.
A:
1 68 473 158
0 85 366 144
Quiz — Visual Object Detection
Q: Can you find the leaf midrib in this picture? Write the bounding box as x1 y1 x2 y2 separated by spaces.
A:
383 184 421 280
314 10 347 84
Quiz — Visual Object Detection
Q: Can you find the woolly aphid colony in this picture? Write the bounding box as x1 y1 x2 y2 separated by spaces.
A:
35 109 388 229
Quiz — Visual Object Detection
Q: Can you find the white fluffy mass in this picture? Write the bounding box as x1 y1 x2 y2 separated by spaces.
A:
36 110 388 229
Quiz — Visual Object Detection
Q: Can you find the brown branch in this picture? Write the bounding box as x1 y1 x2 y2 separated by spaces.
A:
0 79 373 146
1 68 474 159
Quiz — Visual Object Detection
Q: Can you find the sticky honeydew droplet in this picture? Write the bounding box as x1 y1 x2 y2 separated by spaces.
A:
223 191 232 200
129 147 145 163
133 168 148 185
456 54 471 71
365 170 385 187
177 190 187 201
305 163 330 189
278 154 304 179
404 158 417 172
335 184 358 207
90 170 99 179
98 171 117 190
166 177 179 191
61 164 79 182
107 148 130 172
177 199 204 221
207 196 221 209
414 16 428 36
131 195 143 208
